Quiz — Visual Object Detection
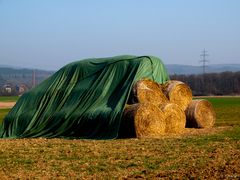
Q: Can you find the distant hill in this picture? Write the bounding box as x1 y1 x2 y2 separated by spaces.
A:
0 66 54 87
166 64 240 75
1 63 240 86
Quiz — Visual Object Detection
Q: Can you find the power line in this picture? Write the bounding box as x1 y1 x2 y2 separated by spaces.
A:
199 49 209 74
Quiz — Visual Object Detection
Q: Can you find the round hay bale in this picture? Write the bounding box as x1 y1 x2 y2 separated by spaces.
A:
128 79 168 106
185 99 216 128
160 103 186 134
119 103 166 138
162 80 192 111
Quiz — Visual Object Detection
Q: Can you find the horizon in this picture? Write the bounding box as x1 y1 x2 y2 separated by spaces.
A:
1 62 240 72
1 0 240 70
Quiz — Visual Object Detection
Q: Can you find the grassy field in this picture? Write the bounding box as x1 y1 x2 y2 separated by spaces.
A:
0 96 18 124
0 108 11 124
0 97 239 179
205 97 240 127
0 96 19 102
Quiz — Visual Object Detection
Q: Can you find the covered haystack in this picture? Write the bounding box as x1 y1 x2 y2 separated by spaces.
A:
123 79 216 138
128 79 168 106
0 55 169 139
160 103 186 133
162 80 192 111
185 99 216 128
120 103 165 138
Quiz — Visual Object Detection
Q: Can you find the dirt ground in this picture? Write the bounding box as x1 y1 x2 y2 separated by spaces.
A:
0 102 16 109
0 97 239 179
0 130 239 179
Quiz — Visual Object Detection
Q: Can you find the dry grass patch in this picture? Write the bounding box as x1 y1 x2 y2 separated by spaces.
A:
0 127 240 179
0 97 239 179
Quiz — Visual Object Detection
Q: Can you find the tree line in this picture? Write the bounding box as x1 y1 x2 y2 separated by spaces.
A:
1 71 239 96
170 71 240 96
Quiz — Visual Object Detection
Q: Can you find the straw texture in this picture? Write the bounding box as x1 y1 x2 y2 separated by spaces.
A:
120 103 165 138
160 103 186 133
129 79 168 106
185 99 216 128
163 80 192 111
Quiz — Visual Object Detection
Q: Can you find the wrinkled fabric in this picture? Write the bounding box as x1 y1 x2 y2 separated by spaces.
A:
0 55 169 139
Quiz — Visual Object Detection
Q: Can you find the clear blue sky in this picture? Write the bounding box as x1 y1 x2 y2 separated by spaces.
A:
0 0 240 70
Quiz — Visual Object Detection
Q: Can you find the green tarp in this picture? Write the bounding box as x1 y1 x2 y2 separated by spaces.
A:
0 55 169 139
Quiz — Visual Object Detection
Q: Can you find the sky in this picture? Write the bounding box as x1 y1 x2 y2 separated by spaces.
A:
0 0 240 70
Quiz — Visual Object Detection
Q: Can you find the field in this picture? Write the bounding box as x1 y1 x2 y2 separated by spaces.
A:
0 97 239 179
0 96 18 125
0 96 19 102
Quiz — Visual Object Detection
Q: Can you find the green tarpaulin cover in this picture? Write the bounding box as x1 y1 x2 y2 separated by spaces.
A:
0 55 169 139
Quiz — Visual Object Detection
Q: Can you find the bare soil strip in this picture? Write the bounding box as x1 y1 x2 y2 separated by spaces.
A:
0 102 16 109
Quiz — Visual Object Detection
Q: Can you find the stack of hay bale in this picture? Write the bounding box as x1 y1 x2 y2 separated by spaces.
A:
120 79 216 138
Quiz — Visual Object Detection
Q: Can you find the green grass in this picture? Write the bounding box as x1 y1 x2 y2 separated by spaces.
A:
0 109 11 124
0 96 17 124
195 97 240 126
0 96 239 179
0 96 19 102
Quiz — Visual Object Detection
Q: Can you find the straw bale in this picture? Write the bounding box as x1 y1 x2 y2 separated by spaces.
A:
160 103 186 133
185 99 216 128
162 80 192 111
128 79 168 106
119 103 166 138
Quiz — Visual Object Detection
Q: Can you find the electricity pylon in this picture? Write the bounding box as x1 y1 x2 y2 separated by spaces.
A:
200 49 209 74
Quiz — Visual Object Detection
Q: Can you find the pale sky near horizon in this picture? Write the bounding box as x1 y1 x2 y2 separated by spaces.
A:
0 0 240 70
